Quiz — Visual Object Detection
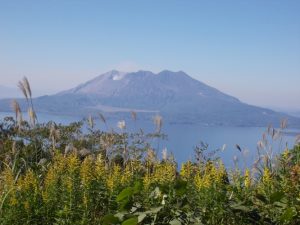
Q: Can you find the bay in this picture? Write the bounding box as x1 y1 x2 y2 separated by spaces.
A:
1 111 298 169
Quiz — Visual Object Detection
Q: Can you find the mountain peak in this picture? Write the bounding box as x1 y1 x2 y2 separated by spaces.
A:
101 70 127 77
59 70 239 104
158 69 184 74
103 69 189 78
1 69 300 127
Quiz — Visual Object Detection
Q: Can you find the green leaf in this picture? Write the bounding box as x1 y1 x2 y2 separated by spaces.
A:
101 214 120 225
169 219 182 225
274 201 287 208
280 207 296 223
117 187 134 202
133 180 142 194
119 197 132 211
174 180 187 196
256 194 267 203
230 203 251 212
122 217 138 225
270 191 285 204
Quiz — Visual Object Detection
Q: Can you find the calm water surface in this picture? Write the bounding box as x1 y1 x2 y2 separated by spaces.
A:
1 112 298 168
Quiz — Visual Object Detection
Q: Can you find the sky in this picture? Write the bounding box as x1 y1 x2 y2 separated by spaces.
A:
0 0 299 111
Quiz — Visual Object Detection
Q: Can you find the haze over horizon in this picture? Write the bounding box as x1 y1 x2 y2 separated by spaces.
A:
0 1 299 111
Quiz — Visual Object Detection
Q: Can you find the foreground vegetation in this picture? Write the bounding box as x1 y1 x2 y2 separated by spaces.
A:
0 113 300 225
0 78 300 224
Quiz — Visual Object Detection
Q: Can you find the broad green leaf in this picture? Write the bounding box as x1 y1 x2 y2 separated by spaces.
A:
133 180 142 193
101 214 120 225
117 187 134 202
280 207 296 223
270 191 285 204
119 197 132 210
256 194 267 203
122 217 138 225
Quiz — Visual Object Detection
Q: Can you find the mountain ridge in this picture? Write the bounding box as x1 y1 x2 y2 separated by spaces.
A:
59 70 240 106
0 70 299 127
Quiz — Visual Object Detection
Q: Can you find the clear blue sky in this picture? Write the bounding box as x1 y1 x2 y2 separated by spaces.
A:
0 0 299 111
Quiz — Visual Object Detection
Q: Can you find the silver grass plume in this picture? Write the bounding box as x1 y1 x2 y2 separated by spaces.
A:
28 107 36 127
11 99 23 131
99 113 108 130
131 111 137 121
22 77 32 98
153 115 163 133
162 148 168 161
18 80 28 101
280 118 288 129
99 113 106 124
146 148 156 163
267 124 272 136
295 134 300 144
12 141 17 155
49 123 60 151
11 99 22 121
88 115 94 129
117 120 126 130
18 76 38 125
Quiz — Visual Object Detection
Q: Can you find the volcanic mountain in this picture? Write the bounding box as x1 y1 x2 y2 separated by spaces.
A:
1 70 299 127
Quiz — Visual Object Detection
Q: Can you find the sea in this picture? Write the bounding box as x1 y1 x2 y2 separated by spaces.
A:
1 111 299 169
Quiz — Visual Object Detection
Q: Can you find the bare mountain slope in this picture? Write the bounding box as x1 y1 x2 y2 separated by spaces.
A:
0 70 299 127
